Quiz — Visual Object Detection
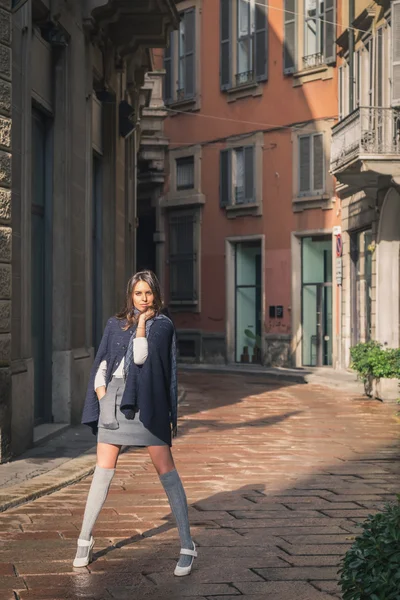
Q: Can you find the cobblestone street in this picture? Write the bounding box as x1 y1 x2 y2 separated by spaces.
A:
0 372 399 600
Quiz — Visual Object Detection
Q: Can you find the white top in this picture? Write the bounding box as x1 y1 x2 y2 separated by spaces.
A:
94 337 149 391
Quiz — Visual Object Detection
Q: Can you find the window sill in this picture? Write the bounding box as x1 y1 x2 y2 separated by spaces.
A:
225 81 263 102
292 64 334 87
166 96 199 112
162 193 205 208
169 300 200 313
225 202 261 218
292 193 333 212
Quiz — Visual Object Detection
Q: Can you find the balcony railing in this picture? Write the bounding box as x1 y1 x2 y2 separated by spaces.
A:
302 53 324 70
235 70 255 87
331 107 400 172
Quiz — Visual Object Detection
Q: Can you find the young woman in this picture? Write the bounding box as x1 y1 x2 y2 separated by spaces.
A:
74 271 197 576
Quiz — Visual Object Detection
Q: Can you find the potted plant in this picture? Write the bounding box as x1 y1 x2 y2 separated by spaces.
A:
350 341 400 402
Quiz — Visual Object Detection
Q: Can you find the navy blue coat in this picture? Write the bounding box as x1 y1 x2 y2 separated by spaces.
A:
81 316 176 446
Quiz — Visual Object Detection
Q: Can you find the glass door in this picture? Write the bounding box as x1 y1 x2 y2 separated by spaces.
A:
302 236 333 367
235 242 262 364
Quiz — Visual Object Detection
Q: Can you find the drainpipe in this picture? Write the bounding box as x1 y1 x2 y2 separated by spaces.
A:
349 0 355 112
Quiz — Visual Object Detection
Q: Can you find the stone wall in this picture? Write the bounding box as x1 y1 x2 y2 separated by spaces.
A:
0 0 12 462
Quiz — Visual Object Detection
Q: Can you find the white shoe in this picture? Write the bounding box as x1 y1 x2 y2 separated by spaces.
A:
73 537 95 568
174 542 197 577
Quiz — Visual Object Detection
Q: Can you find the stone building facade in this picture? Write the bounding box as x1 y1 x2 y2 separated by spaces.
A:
0 0 178 462
331 0 400 367
0 0 12 461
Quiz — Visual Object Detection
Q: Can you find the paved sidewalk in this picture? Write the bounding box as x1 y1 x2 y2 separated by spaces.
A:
0 372 399 599
179 363 365 394
0 427 97 512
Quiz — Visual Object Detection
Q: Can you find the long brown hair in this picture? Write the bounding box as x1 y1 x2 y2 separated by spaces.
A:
116 270 164 329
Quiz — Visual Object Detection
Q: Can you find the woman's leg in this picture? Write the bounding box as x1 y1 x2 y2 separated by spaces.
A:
74 443 121 565
148 446 196 573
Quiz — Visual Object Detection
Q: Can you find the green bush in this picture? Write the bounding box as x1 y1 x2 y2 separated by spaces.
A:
350 341 400 383
339 497 400 600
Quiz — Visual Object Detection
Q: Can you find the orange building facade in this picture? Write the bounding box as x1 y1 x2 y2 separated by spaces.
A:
145 0 343 368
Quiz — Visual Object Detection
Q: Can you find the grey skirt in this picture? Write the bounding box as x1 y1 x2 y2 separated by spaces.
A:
97 376 166 447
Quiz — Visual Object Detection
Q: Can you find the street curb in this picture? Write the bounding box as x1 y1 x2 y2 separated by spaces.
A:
0 388 186 513
178 363 365 393
0 449 97 513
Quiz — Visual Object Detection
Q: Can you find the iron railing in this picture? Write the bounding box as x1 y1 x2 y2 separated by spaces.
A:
331 107 400 171
302 53 324 70
235 70 255 86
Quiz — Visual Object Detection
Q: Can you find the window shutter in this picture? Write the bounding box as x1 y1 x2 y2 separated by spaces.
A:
184 9 196 98
299 135 311 194
283 0 296 74
312 134 324 192
392 0 400 106
255 0 268 81
164 31 174 104
244 146 255 203
220 0 232 90
324 0 336 66
220 149 231 207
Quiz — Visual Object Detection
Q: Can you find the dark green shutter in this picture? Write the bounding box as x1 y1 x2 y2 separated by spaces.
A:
324 0 336 65
220 0 232 90
220 149 231 207
255 0 268 82
312 134 324 192
184 9 196 98
244 146 255 203
283 0 296 74
299 136 311 194
164 31 174 103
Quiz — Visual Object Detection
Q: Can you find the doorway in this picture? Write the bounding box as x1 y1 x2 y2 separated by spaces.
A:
301 236 333 366
235 241 262 364
31 108 52 424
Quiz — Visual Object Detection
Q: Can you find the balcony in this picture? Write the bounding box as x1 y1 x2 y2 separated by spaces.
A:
84 0 179 55
331 107 400 188
302 53 325 70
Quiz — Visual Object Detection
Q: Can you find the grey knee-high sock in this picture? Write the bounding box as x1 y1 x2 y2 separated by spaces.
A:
75 465 115 559
160 469 194 569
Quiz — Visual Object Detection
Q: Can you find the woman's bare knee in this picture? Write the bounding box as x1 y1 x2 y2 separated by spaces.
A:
147 446 175 475
96 443 121 469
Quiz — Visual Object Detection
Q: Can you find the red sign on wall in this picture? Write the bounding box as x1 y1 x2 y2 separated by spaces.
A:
336 233 342 258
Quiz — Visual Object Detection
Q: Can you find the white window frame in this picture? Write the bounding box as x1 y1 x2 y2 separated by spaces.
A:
236 0 256 83
303 0 324 63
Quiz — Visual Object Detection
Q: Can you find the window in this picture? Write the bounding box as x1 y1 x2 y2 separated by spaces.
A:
164 8 196 105
298 133 324 196
176 156 194 190
283 0 296 74
366 38 374 107
284 0 336 74
355 49 362 108
220 0 268 90
304 0 324 66
393 0 400 106
169 209 199 303
220 146 255 206
350 230 372 345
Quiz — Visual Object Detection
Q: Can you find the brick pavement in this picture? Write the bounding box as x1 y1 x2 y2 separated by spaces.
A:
0 372 399 600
